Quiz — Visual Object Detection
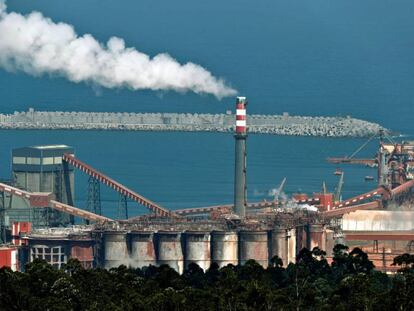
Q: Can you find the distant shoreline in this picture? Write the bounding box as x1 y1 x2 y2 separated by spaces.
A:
0 109 389 138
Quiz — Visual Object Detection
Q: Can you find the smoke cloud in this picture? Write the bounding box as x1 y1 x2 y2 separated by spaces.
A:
0 1 236 98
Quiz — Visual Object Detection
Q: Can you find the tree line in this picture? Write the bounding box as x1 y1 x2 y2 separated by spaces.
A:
1 245 414 310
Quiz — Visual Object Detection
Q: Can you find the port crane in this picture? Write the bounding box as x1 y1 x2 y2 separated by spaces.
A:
273 177 287 202
327 130 414 188
327 133 378 166
323 130 414 218
334 172 344 202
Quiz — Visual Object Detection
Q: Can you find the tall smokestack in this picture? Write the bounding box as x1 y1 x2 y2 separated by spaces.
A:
234 96 247 218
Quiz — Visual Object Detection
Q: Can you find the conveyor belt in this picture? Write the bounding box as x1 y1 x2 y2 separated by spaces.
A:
62 153 172 217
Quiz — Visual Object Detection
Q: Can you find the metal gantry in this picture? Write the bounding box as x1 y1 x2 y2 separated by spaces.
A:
62 154 172 217
118 194 128 220
87 176 102 216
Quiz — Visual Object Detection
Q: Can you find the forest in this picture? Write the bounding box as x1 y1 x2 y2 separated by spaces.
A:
1 245 414 311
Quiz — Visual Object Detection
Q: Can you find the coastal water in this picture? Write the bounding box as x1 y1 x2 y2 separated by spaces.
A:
0 130 390 219
0 1 413 219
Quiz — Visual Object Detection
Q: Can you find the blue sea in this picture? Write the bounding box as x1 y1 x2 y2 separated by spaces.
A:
0 1 413 219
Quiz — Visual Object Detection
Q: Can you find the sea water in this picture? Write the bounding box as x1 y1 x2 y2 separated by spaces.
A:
0 0 413 219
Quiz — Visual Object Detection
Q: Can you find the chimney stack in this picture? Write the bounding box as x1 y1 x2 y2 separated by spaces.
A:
234 96 247 218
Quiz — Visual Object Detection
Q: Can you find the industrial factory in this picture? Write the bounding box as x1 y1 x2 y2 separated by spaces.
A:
1 97 414 273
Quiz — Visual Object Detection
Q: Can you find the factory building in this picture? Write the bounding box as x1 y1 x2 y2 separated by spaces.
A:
24 227 95 269
342 210 414 272
6 145 75 228
14 225 322 272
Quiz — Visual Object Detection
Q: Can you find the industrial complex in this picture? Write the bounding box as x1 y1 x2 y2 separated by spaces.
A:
1 97 414 273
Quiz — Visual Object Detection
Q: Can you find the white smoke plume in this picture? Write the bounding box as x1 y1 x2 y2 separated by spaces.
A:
0 1 236 98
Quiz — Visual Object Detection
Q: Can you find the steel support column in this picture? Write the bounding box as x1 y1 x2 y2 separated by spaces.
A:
0 191 6 243
87 176 101 217
118 195 128 220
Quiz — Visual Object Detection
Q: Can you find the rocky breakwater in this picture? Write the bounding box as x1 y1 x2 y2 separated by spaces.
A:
0 108 388 138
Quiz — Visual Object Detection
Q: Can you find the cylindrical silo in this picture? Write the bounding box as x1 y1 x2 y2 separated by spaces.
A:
324 229 335 257
156 231 184 274
295 225 308 252
184 231 211 271
271 228 288 266
287 228 296 264
104 232 128 269
239 231 269 267
309 224 324 251
129 231 156 268
211 231 238 268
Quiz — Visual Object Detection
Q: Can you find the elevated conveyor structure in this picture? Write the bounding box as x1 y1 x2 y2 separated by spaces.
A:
0 183 52 207
0 182 112 223
326 177 414 219
174 197 320 216
334 187 386 208
62 154 172 217
391 179 414 197
332 178 414 210
49 200 112 223
322 200 382 218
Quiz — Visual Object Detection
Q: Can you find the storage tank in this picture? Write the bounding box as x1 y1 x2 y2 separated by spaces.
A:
211 231 238 268
271 228 288 266
239 231 269 267
104 232 128 269
296 225 308 251
130 231 156 268
70 240 94 269
156 231 184 274
309 224 324 250
287 228 296 264
184 231 211 271
324 229 335 257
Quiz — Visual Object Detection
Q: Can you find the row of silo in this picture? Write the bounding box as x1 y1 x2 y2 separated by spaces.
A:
103 227 330 273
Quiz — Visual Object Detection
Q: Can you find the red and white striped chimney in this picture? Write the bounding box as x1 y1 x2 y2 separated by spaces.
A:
234 96 247 218
235 96 247 135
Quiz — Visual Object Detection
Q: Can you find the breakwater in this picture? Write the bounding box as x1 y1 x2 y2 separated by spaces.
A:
0 109 387 137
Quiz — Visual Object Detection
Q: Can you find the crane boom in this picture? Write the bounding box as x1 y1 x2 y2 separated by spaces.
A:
334 172 344 202
274 177 287 201
327 158 377 165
